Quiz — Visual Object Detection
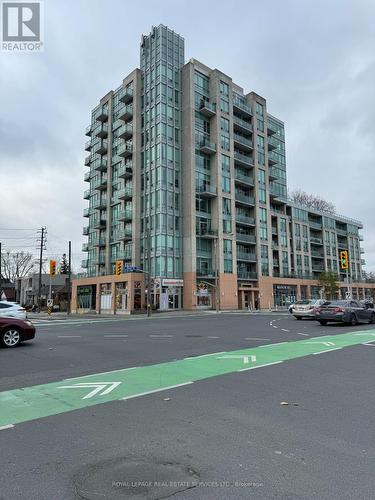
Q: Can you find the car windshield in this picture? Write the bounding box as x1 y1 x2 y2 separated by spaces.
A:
323 301 349 306
294 300 312 305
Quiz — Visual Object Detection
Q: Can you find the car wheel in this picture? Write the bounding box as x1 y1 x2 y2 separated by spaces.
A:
319 321 327 326
349 314 358 327
369 314 375 325
1 328 21 348
296 316 302 320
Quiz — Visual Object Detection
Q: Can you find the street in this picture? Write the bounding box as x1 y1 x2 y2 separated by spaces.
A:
1 313 375 499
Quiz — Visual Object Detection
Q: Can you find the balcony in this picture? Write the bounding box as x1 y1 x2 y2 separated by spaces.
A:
113 249 132 261
196 266 215 278
233 115 252 133
92 177 108 191
93 159 107 172
117 187 132 200
96 106 109 122
83 207 90 217
84 155 91 166
268 153 278 166
233 97 252 117
118 87 133 104
234 171 254 187
92 236 106 247
236 214 255 226
309 221 322 230
85 125 92 137
237 271 258 280
273 259 280 267
268 167 278 180
82 243 89 252
310 237 323 245
267 136 279 151
311 263 325 272
83 189 90 200
93 140 108 155
234 151 254 168
236 232 256 244
95 123 108 139
84 171 91 182
361 259 366 266
81 259 88 269
337 241 348 249
199 138 216 155
233 133 253 151
336 228 347 236
237 251 256 262
235 192 255 206
118 163 133 179
92 198 107 210
118 105 133 122
118 142 133 158
267 121 278 136
269 186 287 202
83 226 89 236
359 234 364 241
118 209 133 221
85 140 92 152
311 250 324 258
112 228 132 242
360 247 365 254
196 227 218 239
199 100 216 118
196 184 217 198
118 124 133 140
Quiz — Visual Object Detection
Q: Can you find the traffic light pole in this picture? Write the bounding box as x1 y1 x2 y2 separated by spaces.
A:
37 227 46 311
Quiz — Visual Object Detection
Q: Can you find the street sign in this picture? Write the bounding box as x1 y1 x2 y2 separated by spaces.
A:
47 299 53 307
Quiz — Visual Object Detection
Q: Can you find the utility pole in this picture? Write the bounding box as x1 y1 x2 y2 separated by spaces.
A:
37 227 46 311
67 241 72 315
146 226 152 317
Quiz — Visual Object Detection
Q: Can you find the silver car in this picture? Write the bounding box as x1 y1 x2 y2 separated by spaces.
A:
292 299 325 320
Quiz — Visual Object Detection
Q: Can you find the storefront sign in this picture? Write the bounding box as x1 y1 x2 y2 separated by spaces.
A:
162 279 183 287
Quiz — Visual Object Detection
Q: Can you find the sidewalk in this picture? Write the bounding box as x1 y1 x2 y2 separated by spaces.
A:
27 308 289 321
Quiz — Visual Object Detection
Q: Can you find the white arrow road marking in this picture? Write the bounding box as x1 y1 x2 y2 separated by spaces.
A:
216 354 256 364
305 341 336 347
58 382 121 399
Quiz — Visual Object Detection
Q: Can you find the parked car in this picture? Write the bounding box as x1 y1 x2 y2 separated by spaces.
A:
0 301 27 319
0 317 36 348
315 300 375 326
292 299 325 320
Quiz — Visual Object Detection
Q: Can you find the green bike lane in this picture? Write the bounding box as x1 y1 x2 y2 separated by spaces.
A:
1 329 374 429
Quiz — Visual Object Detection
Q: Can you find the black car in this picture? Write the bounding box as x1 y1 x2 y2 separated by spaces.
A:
0 317 36 348
315 300 375 326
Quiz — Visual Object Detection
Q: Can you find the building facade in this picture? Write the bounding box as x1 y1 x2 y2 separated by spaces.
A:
77 25 373 313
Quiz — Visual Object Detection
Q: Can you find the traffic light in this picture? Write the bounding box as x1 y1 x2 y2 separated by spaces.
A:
49 259 56 276
115 260 123 276
340 250 349 270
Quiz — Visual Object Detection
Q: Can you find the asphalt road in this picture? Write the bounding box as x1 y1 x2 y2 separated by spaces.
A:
1 312 375 499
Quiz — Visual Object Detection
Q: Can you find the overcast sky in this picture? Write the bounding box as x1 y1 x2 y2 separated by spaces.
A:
0 0 374 273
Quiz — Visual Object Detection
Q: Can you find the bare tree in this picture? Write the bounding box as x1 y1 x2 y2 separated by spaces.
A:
289 189 336 214
1 251 36 283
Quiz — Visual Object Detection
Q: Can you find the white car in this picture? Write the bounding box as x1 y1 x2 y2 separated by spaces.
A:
0 301 27 320
292 299 325 320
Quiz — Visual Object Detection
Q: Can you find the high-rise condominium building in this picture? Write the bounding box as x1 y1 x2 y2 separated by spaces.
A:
74 25 372 313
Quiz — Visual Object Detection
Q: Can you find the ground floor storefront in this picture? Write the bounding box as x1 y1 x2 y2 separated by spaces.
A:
72 274 375 314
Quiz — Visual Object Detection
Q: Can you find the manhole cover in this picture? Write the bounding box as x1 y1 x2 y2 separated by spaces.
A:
184 335 202 338
73 458 199 499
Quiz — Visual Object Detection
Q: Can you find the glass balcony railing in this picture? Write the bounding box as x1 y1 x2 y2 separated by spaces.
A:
199 100 216 117
237 271 257 280
233 97 252 116
235 214 255 225
235 171 254 186
236 251 256 261
233 133 253 149
236 232 256 244
234 151 254 167
118 87 133 104
235 192 255 205
233 115 252 132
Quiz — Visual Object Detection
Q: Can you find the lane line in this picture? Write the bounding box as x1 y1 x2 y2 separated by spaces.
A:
104 335 128 338
244 338 271 341
272 325 278 329
57 335 81 338
312 347 342 355
149 334 173 338
0 424 14 431
121 382 193 401
207 336 220 339
259 342 287 348
239 361 283 372
184 351 226 360
297 333 309 336
281 329 290 332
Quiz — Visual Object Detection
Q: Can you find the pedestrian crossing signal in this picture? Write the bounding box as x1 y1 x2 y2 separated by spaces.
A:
115 260 123 276
340 250 348 270
49 260 56 276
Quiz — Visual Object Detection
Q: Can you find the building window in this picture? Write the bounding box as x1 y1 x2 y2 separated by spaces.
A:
221 155 231 193
257 118 264 132
256 102 264 116
220 81 229 97
257 135 265 151
223 239 232 273
220 98 229 114
259 188 266 203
